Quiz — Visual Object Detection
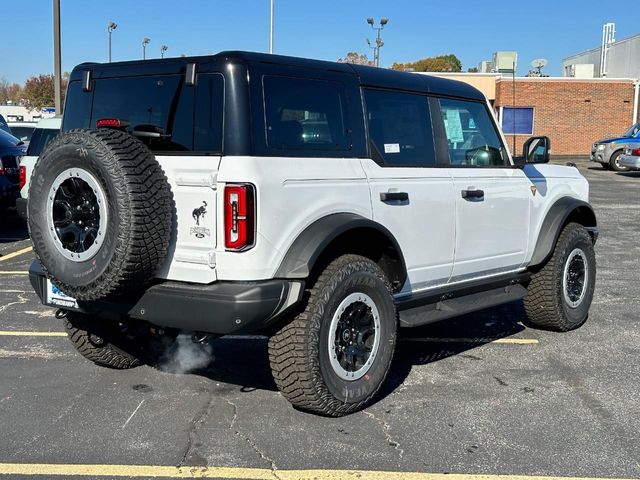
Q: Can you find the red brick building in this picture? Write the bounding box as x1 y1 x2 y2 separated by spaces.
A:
494 78 638 156
424 73 639 156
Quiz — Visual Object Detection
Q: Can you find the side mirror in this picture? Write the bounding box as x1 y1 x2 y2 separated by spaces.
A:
523 136 550 164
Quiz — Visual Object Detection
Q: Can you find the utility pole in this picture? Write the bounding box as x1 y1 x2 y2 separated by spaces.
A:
53 0 62 114
160 45 168 59
108 21 117 62
366 18 388 67
269 0 274 53
142 37 150 60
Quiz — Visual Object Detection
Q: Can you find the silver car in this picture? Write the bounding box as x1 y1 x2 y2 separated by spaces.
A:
619 146 640 171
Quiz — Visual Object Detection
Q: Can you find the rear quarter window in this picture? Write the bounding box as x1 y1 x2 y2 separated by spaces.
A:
263 76 351 154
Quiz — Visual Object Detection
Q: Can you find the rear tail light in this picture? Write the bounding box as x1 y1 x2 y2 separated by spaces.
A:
19 165 26 190
224 184 255 251
631 148 640 156
0 159 4 176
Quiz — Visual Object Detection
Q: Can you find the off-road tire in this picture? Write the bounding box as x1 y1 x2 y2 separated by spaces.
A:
64 312 142 369
524 223 596 331
268 254 397 416
609 151 629 172
28 129 172 301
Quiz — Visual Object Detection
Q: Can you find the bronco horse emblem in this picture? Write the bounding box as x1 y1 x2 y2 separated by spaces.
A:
192 201 207 225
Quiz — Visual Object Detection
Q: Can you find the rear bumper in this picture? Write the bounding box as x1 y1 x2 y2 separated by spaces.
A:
15 197 27 220
619 155 640 170
29 261 304 335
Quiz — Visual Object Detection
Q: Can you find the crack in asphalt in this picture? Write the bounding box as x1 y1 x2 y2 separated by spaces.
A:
177 389 216 469
225 399 281 480
363 410 405 460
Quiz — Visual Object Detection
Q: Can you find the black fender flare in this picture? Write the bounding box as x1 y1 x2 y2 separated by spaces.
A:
529 197 597 267
274 213 407 284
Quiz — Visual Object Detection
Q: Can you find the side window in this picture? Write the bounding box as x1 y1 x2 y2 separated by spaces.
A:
438 98 507 167
364 89 435 167
263 76 350 152
194 73 224 152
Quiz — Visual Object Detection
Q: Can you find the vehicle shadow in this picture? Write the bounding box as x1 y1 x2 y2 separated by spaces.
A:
0 209 29 243
617 171 640 178
186 300 528 402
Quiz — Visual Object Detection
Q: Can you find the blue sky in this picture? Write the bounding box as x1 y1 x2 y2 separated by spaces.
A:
1 0 639 84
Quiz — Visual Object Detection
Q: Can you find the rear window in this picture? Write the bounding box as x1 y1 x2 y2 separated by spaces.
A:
263 76 350 153
27 127 60 156
63 74 224 154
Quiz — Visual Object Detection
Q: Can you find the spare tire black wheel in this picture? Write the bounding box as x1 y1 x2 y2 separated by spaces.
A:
28 129 172 301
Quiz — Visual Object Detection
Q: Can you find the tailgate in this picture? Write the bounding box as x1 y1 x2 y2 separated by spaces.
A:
153 156 221 284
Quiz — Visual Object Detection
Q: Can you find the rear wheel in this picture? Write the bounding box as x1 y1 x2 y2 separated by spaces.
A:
524 223 596 331
609 151 629 172
268 255 397 416
64 312 143 369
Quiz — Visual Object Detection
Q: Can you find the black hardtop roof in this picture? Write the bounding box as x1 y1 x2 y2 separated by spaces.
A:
70 50 485 101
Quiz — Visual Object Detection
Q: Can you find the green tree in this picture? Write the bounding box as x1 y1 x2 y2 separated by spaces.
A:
22 74 67 112
391 54 462 72
337 52 375 66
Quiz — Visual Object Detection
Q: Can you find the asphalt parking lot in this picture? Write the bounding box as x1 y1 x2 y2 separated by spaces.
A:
0 158 638 480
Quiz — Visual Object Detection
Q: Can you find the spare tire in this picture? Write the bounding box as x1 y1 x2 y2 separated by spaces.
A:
28 129 172 301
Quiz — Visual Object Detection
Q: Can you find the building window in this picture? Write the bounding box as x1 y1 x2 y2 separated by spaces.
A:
501 107 534 135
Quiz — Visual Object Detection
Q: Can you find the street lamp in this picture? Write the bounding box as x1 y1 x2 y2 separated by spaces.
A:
366 17 388 67
160 44 168 59
108 21 117 63
142 37 150 60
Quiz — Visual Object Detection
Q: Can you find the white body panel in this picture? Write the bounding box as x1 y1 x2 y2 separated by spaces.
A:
154 156 220 284
360 158 455 293
215 156 371 281
156 153 590 292
449 167 531 282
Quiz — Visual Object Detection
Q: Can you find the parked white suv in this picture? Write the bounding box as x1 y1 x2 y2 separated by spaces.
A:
27 52 597 416
15 116 61 219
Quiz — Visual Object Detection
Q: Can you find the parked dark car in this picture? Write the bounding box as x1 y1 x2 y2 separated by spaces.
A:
0 114 11 135
0 128 27 210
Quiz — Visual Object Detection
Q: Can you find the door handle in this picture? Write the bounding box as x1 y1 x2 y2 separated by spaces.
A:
380 191 409 202
461 188 484 200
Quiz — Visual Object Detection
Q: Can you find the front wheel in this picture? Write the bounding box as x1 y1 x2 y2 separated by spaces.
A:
268 254 397 416
524 223 596 331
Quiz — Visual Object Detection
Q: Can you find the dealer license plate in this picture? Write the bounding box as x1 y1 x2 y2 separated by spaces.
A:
45 279 79 309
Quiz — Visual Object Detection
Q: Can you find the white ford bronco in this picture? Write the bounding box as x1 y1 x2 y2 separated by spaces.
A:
28 52 597 416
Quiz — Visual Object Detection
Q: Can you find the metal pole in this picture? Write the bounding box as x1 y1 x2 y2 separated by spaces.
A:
143 44 146 60
375 28 381 67
512 62 517 157
269 0 274 53
53 0 62 114
108 30 112 62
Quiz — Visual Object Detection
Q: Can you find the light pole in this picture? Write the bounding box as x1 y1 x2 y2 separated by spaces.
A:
53 0 62 114
269 0 274 54
160 45 168 59
108 21 117 63
142 37 150 60
366 17 388 67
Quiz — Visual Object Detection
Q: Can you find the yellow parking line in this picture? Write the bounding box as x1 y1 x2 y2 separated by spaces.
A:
0 271 29 275
0 331 66 337
0 464 631 480
403 337 539 345
0 246 33 262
